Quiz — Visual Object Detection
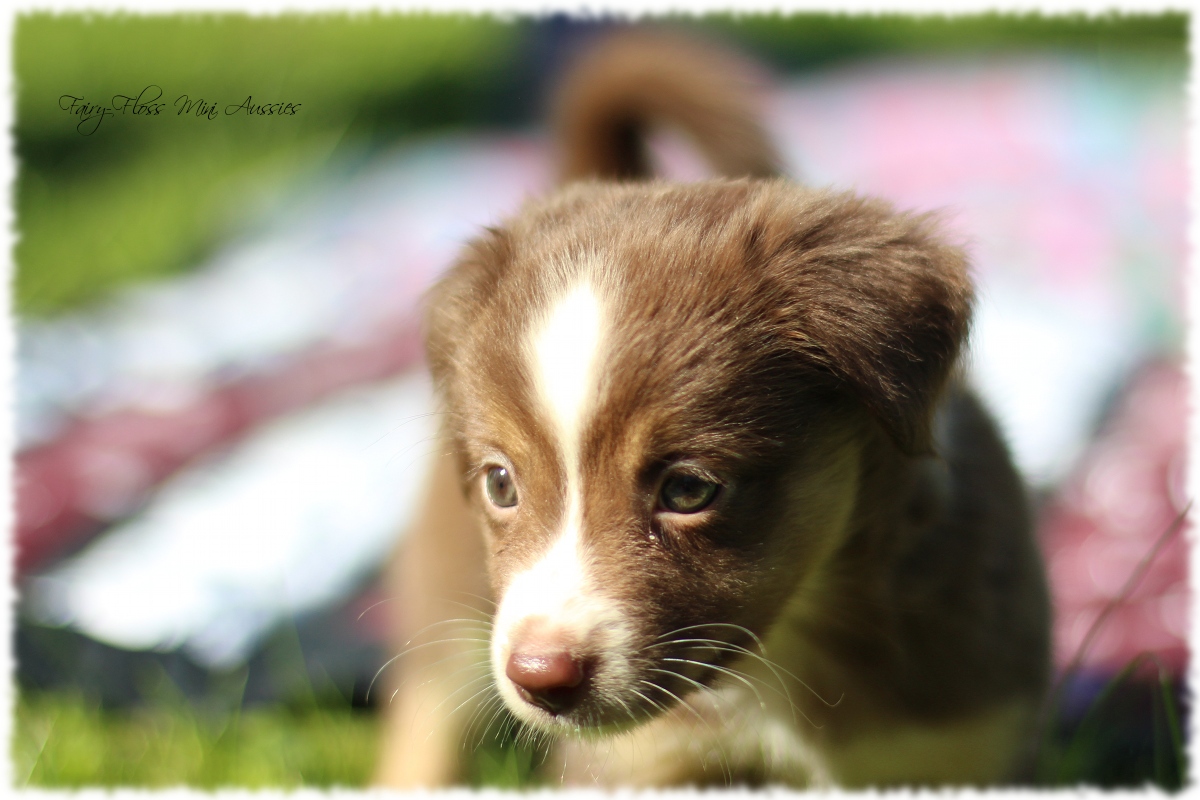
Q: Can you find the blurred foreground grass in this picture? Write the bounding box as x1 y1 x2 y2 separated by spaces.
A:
15 666 1186 789
14 689 537 788
15 690 378 788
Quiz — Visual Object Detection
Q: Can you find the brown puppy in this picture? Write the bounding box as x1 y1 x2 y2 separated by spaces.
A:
375 31 1051 788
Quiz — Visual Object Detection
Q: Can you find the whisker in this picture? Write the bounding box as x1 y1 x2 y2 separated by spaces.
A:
475 697 511 747
429 673 496 722
355 594 400 622
649 632 841 709
390 445 461 474
442 598 497 618
654 622 767 655
424 680 497 745
402 617 493 648
646 667 734 725
463 691 507 753
361 410 452 453
628 685 669 715
384 432 451 470
366 633 490 702
674 643 805 726
663 656 766 711
608 688 642 730
414 657 491 693
515 719 543 753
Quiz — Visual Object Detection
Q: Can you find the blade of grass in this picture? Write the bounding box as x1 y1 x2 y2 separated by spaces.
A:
1154 655 1186 788
1033 501 1191 770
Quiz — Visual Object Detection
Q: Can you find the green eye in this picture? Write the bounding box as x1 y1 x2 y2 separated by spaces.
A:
659 471 719 514
485 466 518 508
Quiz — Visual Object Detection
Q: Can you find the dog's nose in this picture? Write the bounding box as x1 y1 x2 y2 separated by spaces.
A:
506 648 587 715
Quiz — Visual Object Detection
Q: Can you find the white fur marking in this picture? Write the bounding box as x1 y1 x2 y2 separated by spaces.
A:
533 282 605 463
493 506 587 656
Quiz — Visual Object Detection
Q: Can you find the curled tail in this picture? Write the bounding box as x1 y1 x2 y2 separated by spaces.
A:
552 30 783 183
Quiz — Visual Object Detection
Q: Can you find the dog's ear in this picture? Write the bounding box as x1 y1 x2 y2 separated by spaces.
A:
760 192 973 456
424 226 512 392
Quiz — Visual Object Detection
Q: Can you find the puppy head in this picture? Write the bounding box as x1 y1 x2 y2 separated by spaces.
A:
425 179 971 734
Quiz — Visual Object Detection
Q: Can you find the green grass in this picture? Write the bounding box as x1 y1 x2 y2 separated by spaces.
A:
14 664 1186 789
15 690 379 788
699 11 1185 72
16 12 522 316
1034 658 1187 789
13 686 540 788
17 128 350 314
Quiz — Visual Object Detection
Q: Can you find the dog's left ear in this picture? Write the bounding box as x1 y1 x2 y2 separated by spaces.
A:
760 192 973 456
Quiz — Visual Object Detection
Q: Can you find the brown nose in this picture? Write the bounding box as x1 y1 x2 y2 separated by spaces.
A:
506 648 587 715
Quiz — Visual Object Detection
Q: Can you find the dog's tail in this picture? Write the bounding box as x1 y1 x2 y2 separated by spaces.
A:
553 30 783 183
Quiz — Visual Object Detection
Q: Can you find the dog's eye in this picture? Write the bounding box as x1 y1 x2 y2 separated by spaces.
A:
659 471 719 514
485 465 518 508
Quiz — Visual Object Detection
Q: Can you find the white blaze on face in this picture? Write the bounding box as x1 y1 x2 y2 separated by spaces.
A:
492 279 632 718
534 281 605 463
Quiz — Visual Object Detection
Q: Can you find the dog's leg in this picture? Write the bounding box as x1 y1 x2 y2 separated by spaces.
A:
374 449 491 787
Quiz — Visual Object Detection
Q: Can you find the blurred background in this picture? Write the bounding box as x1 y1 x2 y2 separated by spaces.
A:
13 11 1188 789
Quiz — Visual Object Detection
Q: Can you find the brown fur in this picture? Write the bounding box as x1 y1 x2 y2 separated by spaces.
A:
375 30 1051 788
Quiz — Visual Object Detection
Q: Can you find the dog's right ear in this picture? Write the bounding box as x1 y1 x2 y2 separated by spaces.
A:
758 191 973 457
424 226 512 392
